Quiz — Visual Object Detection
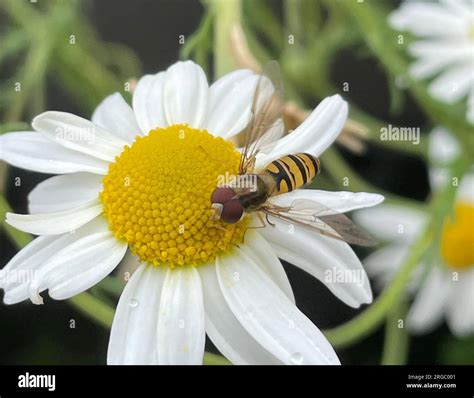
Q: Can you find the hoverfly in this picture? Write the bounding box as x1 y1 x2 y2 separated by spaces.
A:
210 61 374 246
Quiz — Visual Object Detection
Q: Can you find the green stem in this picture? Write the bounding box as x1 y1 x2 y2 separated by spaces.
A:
324 156 468 348
203 352 231 365
381 300 409 365
69 292 115 329
4 35 52 121
0 122 31 134
243 0 283 55
180 9 213 64
284 0 304 48
209 0 242 78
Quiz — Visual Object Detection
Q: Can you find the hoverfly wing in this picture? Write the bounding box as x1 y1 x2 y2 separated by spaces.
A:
239 60 285 175
318 213 376 247
263 198 376 247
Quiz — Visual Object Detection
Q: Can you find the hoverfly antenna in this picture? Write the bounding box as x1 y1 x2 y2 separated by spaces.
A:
197 145 233 167
211 203 223 220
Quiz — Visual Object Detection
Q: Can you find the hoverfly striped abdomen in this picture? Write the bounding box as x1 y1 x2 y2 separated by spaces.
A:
264 153 321 194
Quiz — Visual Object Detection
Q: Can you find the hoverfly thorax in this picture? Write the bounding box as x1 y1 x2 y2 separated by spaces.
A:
211 175 269 223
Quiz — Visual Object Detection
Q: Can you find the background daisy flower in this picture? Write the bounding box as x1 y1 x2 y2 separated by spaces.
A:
354 128 474 337
389 0 474 124
0 60 383 365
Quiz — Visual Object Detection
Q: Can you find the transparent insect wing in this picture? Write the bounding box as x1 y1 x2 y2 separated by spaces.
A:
263 198 376 247
239 61 285 174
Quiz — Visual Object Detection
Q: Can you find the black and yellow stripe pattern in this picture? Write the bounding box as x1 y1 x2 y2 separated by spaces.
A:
264 153 320 194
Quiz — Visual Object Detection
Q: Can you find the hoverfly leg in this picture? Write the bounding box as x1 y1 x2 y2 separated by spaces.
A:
265 211 276 226
197 145 233 168
256 211 268 228
240 212 267 244
209 224 228 232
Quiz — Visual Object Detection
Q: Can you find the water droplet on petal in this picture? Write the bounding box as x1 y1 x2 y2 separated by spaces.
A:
129 299 139 308
289 352 304 365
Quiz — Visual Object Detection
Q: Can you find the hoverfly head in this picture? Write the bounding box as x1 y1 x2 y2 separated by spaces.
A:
210 187 244 224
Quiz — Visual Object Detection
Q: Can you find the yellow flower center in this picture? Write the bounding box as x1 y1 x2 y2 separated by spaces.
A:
100 124 248 267
440 202 474 269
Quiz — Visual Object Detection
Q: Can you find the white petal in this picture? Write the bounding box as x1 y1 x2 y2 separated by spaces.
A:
217 249 340 364
445 268 474 337
269 189 384 215
6 199 103 235
199 263 282 365
441 0 474 18
28 173 102 214
1 218 109 304
206 69 258 138
429 167 450 192
260 218 372 308
408 41 472 79
1 235 62 303
428 126 460 165
362 242 422 294
458 173 474 203
45 233 127 300
353 204 427 241
407 266 450 334
409 40 472 60
108 264 166 364
239 229 295 302
362 243 409 288
0 132 108 174
410 56 456 80
33 111 127 162
132 72 168 133
157 267 205 365
256 95 348 168
163 61 209 128
428 63 474 103
389 3 467 37
91 92 142 143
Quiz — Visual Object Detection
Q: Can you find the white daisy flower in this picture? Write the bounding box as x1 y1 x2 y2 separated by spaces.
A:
355 128 474 337
0 60 383 365
389 0 474 124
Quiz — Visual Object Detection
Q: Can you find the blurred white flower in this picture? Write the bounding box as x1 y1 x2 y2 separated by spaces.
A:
355 128 474 337
389 0 474 124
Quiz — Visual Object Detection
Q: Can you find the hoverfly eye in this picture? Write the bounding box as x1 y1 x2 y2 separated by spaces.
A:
221 199 244 224
211 187 236 205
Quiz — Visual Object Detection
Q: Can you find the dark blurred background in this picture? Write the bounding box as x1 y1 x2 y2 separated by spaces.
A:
2 0 466 365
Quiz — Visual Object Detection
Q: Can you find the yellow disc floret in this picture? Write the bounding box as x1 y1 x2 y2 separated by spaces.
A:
100 124 248 267
440 202 474 269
